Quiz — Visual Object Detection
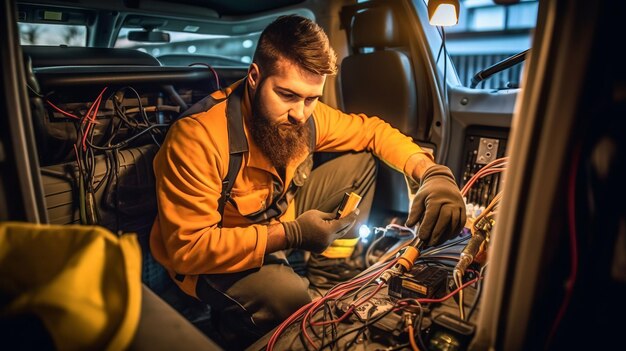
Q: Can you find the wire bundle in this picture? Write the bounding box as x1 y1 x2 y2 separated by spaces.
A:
44 86 172 226
461 156 508 198
450 157 507 322
267 258 398 350
267 231 481 351
269 156 510 349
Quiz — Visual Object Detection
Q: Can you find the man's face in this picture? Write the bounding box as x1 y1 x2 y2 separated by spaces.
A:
248 59 326 170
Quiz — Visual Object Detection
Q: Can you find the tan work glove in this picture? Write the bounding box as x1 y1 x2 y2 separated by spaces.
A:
406 164 466 247
282 209 359 254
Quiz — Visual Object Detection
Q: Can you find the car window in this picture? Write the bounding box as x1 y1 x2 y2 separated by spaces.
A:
114 27 260 67
435 0 539 89
18 22 86 46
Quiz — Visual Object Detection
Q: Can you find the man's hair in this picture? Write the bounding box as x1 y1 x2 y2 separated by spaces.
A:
253 15 337 76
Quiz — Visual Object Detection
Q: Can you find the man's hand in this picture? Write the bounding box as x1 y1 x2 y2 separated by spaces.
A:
406 164 466 246
282 209 359 253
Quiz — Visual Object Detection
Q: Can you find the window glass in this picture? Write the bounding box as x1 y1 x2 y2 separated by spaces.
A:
423 0 539 89
470 7 505 31
18 23 86 46
508 2 540 29
114 28 261 67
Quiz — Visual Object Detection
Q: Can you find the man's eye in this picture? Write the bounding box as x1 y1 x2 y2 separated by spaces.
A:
305 97 318 104
280 92 294 99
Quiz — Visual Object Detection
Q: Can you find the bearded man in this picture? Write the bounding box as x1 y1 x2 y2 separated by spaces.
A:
150 15 465 349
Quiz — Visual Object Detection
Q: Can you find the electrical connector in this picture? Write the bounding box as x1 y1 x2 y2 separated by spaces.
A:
378 240 423 284
403 312 414 329
455 229 487 277
473 216 492 232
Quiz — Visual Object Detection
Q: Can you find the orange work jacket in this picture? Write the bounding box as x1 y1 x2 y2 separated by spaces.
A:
150 80 431 297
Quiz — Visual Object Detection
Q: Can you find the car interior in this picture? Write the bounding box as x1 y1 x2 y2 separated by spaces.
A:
1 0 625 350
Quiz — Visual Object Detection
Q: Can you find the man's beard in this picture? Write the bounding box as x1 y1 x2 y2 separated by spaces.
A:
250 88 310 171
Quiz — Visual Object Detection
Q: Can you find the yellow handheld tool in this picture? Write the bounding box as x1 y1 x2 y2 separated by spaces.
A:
336 192 362 219
322 192 362 259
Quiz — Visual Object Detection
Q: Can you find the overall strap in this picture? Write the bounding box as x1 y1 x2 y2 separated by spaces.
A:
177 94 226 120
177 82 248 227
179 83 317 226
173 83 247 283
307 115 316 152
217 83 248 227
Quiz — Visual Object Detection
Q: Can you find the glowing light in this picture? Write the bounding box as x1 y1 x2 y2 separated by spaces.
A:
359 225 371 240
430 4 458 26
428 0 460 27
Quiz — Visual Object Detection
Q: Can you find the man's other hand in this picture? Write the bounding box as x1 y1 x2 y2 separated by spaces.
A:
283 209 359 253
406 164 466 246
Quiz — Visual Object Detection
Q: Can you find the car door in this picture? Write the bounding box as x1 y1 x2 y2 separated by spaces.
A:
0 0 46 222
408 0 526 209
475 0 626 349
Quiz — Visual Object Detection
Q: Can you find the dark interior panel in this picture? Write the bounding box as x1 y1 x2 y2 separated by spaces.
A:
41 144 158 233
447 86 516 180
460 126 508 208
23 51 233 235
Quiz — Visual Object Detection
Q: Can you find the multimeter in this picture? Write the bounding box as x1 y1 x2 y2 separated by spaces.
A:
336 192 362 219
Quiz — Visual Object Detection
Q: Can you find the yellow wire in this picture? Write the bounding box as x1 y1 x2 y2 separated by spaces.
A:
472 192 503 231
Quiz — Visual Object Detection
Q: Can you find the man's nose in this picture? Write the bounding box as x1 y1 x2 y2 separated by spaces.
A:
288 101 306 124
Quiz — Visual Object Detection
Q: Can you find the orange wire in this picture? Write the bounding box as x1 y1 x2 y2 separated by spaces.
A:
408 324 420 351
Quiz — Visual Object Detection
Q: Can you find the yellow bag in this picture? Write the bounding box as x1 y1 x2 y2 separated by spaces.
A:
0 222 142 351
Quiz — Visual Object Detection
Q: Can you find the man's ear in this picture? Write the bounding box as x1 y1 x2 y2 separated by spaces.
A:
247 63 260 90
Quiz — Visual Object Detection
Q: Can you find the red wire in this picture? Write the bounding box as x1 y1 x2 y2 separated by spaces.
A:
417 276 480 304
300 287 349 348
296 275 480 348
267 259 398 350
82 93 103 147
45 100 80 119
267 304 310 350
80 87 108 150
546 144 580 346
77 89 99 135
310 283 385 326
189 62 220 89
80 97 99 149
208 65 221 89
267 283 352 350
461 158 507 197
299 260 398 348
268 285 352 349
462 168 503 195
300 274 381 346
461 168 505 197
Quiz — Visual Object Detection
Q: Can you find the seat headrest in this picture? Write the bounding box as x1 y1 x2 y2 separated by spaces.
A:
350 7 403 50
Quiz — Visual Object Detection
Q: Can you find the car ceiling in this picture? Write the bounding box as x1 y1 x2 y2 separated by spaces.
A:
169 0 306 16
17 0 310 19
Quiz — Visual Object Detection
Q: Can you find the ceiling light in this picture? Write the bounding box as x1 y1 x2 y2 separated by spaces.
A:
428 0 460 26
